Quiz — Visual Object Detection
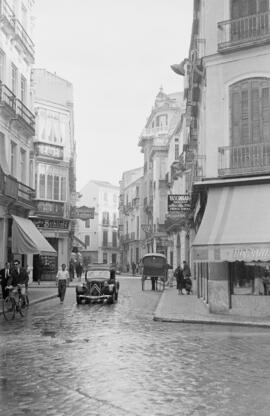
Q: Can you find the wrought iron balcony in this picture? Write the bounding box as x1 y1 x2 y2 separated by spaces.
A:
218 142 270 177
218 11 270 52
0 166 35 206
0 82 16 114
16 98 35 133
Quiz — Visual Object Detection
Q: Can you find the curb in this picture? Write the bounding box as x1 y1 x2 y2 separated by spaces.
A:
153 288 270 328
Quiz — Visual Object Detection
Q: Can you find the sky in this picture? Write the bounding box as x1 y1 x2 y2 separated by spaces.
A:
33 0 193 190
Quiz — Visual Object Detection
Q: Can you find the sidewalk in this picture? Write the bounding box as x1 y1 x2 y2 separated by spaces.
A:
154 287 270 327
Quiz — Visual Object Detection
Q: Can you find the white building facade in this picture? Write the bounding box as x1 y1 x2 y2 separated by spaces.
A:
76 180 119 267
182 0 270 316
0 0 37 268
31 69 76 280
119 167 143 272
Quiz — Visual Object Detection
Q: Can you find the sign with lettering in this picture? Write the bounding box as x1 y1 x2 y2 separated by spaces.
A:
31 218 69 230
74 206 95 220
168 194 191 212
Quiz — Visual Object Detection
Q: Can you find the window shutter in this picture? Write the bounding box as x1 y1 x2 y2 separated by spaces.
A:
251 86 260 142
262 86 270 142
241 89 249 143
231 90 241 145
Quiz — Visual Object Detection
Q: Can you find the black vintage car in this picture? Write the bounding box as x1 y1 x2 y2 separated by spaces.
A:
75 264 119 305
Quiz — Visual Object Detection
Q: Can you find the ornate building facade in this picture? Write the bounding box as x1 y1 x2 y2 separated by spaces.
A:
31 69 76 280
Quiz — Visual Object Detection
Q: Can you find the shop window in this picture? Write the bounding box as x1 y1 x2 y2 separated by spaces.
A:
231 262 270 295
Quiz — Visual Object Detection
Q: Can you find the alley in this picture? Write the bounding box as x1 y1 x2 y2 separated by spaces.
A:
1 277 270 416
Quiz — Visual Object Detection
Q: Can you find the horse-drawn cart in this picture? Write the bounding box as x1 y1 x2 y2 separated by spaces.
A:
141 253 168 291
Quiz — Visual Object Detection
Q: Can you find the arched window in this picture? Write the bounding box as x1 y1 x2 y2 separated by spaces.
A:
230 77 270 146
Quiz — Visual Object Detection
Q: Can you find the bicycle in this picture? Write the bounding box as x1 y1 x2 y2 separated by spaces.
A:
2 285 27 321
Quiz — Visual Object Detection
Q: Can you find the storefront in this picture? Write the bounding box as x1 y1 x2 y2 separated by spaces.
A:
192 180 270 317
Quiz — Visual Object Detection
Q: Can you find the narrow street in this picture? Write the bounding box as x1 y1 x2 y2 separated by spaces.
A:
1 277 270 416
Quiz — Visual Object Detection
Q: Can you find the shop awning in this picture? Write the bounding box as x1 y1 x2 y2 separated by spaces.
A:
192 184 270 262
12 215 57 256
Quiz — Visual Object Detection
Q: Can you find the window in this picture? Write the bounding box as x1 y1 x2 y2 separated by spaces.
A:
20 149 26 183
103 230 108 246
112 231 117 248
230 78 270 145
135 186 139 197
47 175 53 199
136 216 140 239
0 50 5 82
20 75 26 103
60 177 66 201
10 141 17 176
156 114 168 127
102 211 109 225
85 219 90 228
103 252 108 264
39 174 45 198
54 176 59 200
174 138 179 160
11 64 17 94
29 159 33 188
85 235 90 247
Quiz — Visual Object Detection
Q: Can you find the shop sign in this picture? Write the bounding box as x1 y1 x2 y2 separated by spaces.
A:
233 247 270 261
75 206 95 220
168 194 191 212
31 218 69 230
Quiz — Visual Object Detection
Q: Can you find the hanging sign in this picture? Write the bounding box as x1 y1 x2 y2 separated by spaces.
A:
168 194 191 212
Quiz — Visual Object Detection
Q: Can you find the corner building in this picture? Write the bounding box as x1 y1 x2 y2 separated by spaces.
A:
187 0 270 316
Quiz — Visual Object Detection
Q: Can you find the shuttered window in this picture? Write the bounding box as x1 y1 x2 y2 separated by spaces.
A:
231 0 269 18
230 78 270 145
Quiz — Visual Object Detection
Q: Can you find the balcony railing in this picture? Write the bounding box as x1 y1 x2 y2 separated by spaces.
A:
218 142 270 177
18 181 35 203
218 11 270 52
16 98 35 130
0 82 16 112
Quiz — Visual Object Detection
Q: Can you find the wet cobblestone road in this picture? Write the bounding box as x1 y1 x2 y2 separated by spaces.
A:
1 277 270 415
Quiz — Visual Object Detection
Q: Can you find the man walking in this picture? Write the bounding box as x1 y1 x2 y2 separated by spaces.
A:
56 264 69 303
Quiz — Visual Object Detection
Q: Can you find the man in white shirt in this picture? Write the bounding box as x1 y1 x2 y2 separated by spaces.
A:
56 263 69 303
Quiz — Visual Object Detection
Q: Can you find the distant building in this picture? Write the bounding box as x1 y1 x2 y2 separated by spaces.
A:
76 180 119 266
31 69 76 280
119 167 143 272
138 88 184 257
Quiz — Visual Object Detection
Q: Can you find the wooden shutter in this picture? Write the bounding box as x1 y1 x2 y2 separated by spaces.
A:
241 88 250 143
231 89 241 146
262 85 270 142
251 82 260 143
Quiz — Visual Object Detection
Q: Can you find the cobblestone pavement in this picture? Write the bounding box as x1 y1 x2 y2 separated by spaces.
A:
1 277 270 415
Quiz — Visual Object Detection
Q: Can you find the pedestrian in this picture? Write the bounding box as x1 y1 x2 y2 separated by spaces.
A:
56 264 69 303
175 265 184 295
182 260 191 278
69 261 74 282
75 262 83 281
0 262 11 299
151 276 157 291
132 262 136 276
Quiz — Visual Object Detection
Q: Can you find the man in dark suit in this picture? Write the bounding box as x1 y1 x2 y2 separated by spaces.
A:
0 262 11 299
10 260 29 286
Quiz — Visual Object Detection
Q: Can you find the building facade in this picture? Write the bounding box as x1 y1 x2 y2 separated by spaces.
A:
76 180 119 267
119 167 143 272
138 88 184 258
0 0 37 268
31 69 76 280
179 0 270 317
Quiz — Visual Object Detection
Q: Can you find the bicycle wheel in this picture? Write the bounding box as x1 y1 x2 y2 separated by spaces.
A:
3 296 15 321
17 297 24 317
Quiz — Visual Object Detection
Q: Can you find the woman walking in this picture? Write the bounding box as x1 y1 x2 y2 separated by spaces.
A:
56 264 69 303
